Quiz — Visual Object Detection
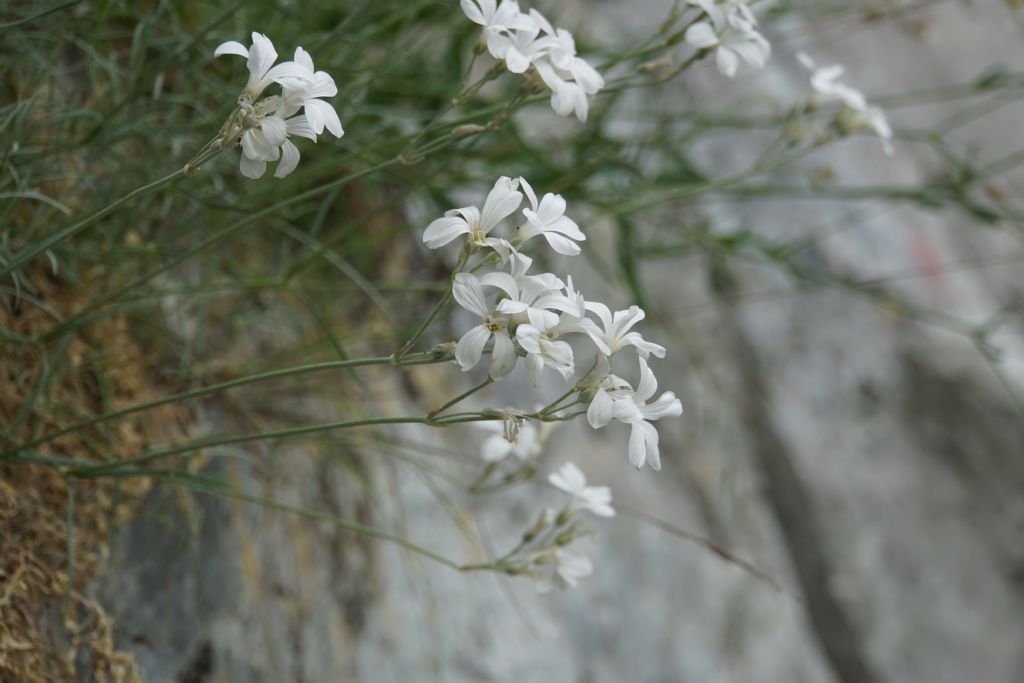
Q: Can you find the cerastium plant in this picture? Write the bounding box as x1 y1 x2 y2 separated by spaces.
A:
13 0 1020 607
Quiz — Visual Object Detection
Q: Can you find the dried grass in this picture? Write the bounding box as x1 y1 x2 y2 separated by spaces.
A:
1 268 188 683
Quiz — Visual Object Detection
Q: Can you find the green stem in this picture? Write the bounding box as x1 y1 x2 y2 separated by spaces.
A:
430 376 494 419
393 247 470 361
2 351 451 461
1 149 220 279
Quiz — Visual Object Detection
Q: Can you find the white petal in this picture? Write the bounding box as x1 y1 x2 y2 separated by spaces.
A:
274 139 300 178
587 388 614 429
627 421 647 469
260 116 288 147
307 99 343 138
479 177 523 231
490 332 518 379
239 153 266 179
455 325 491 370
642 391 683 421
422 216 470 249
481 434 511 462
542 232 582 256
716 48 739 78
452 273 491 318
505 46 531 74
461 0 487 25
214 40 248 59
247 32 277 80
293 46 315 72
635 357 658 403
285 114 318 142
684 22 719 50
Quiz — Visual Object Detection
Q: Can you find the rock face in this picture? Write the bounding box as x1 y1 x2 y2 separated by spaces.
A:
93 2 1024 682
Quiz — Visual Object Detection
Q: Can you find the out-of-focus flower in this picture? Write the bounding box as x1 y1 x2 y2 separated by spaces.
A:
798 52 894 156
548 461 615 517
684 0 771 78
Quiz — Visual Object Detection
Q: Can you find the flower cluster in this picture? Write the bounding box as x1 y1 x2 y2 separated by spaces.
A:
684 0 771 78
488 461 614 590
214 33 344 178
461 1 605 121
423 175 682 479
797 52 893 156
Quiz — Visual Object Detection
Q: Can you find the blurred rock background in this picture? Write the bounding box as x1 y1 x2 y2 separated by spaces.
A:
83 1 1024 682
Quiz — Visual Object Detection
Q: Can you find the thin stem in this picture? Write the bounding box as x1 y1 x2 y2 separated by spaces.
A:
1 148 221 279
393 247 470 361
2 351 452 460
430 376 494 419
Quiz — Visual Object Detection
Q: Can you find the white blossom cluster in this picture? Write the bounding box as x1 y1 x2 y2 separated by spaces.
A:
422 175 683 478
461 0 605 121
684 0 772 78
797 52 894 156
488 462 614 590
213 33 343 178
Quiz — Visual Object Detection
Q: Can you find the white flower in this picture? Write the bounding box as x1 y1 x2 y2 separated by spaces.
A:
238 113 317 179
452 272 519 379
516 178 587 255
461 0 535 60
552 548 594 589
587 357 683 471
798 52 893 156
423 176 523 252
486 12 550 73
277 47 344 138
481 253 566 324
584 302 666 359
479 420 538 462
548 461 615 517
796 52 866 110
214 32 312 99
516 307 576 385
684 0 771 78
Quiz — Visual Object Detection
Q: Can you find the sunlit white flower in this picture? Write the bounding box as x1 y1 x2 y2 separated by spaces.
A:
214 32 312 99
516 178 587 255
584 302 666 359
481 253 567 325
684 0 771 78
452 272 518 378
587 357 682 471
423 176 523 252
522 9 604 121
548 461 615 517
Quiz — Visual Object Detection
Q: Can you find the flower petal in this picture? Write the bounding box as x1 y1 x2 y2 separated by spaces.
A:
452 273 491 318
455 324 491 370
214 40 248 59
587 387 614 429
274 139 300 178
422 216 470 249
490 332 518 379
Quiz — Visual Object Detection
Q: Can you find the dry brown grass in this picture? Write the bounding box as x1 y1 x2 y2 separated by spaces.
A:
1 268 188 683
